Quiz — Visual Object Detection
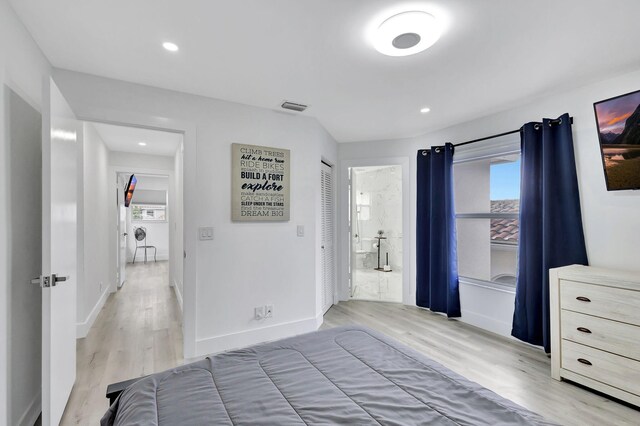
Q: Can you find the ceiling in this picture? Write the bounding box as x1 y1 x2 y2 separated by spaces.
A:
92 122 182 156
11 0 640 142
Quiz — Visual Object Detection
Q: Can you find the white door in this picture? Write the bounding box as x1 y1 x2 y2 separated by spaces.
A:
118 197 127 288
321 162 335 313
41 77 78 426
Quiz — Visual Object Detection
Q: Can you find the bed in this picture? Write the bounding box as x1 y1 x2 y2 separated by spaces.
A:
102 325 556 425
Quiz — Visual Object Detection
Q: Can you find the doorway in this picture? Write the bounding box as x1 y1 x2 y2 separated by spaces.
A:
116 172 171 288
349 165 403 302
58 122 185 423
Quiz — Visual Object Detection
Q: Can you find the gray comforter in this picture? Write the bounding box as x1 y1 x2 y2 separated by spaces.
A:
102 325 556 425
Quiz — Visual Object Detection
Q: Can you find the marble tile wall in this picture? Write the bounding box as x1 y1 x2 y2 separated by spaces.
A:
351 165 403 302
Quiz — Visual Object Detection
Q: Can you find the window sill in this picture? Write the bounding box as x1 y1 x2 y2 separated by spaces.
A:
490 242 518 251
459 276 516 294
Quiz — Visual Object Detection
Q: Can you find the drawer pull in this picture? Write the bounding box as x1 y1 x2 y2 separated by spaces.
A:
576 327 592 334
577 358 592 366
576 296 591 302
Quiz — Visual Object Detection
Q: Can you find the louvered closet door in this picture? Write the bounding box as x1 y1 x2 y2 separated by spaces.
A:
321 162 335 313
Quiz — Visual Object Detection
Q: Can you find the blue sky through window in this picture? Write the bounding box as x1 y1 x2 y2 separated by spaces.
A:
490 159 521 200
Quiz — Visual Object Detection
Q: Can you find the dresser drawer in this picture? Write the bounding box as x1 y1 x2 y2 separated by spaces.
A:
562 340 640 397
560 280 640 326
561 310 640 361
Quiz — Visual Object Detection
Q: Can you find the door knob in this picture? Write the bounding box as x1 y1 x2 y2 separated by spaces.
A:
51 274 68 284
123 232 128 236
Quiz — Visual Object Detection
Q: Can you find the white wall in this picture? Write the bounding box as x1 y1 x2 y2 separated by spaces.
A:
491 245 517 281
339 67 640 339
54 69 338 357
0 1 52 424
76 122 111 338
110 151 174 171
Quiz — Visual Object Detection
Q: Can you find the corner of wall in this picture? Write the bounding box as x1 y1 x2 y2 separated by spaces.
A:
76 287 110 339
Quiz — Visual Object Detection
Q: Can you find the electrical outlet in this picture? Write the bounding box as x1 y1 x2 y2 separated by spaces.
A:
296 225 304 237
254 306 265 320
199 226 214 241
265 305 273 318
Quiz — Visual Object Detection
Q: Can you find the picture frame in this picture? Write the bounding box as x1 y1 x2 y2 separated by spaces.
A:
593 88 640 191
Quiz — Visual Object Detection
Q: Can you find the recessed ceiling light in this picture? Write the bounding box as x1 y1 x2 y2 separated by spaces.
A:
162 42 179 52
372 11 442 57
138 142 147 146
420 107 431 114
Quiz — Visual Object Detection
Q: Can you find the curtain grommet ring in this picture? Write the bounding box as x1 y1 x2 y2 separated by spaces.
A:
422 150 428 156
435 147 441 153
534 123 541 131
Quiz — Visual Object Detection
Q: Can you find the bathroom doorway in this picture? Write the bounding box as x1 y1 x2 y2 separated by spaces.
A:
349 165 402 302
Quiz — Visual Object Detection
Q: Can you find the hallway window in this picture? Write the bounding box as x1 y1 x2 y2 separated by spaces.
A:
454 149 520 287
132 204 167 221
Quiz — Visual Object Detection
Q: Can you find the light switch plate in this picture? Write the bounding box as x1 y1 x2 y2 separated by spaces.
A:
297 225 304 237
199 227 214 241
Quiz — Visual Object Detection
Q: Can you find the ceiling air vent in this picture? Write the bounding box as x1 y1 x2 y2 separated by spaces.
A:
281 101 308 112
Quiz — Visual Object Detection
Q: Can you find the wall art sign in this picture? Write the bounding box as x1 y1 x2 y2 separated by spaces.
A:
231 143 290 221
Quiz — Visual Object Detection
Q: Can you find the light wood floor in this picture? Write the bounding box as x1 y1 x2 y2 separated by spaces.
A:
60 265 640 425
60 261 183 425
323 302 640 426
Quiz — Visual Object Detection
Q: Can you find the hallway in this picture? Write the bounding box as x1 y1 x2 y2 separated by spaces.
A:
61 261 183 425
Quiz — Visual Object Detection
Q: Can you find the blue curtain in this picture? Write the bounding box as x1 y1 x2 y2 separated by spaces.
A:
512 113 588 352
416 143 461 317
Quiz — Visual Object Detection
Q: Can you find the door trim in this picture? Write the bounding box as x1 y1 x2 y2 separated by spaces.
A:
338 157 411 305
320 160 335 314
68 110 197 359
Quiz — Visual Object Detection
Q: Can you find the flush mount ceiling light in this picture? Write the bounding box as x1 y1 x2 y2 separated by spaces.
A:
420 107 431 113
138 142 147 146
372 11 442 57
162 42 179 52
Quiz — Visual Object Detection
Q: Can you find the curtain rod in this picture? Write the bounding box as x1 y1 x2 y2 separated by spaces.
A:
453 116 574 148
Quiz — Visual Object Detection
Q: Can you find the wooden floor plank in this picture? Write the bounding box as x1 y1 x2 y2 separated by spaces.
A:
60 261 183 425
323 301 640 426
61 263 640 425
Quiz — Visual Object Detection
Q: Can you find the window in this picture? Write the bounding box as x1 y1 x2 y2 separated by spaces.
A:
132 204 167 222
454 149 520 287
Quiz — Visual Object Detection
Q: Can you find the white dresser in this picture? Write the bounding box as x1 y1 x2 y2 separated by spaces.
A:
550 265 640 406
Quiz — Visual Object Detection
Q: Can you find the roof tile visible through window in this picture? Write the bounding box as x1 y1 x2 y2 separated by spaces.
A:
490 200 519 243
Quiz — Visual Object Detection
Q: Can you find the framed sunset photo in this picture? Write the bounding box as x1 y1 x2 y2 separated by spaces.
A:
594 89 640 191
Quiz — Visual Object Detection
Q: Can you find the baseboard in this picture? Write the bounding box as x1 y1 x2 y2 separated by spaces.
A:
76 287 110 338
459 309 512 338
16 390 40 426
196 316 323 356
172 280 183 312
